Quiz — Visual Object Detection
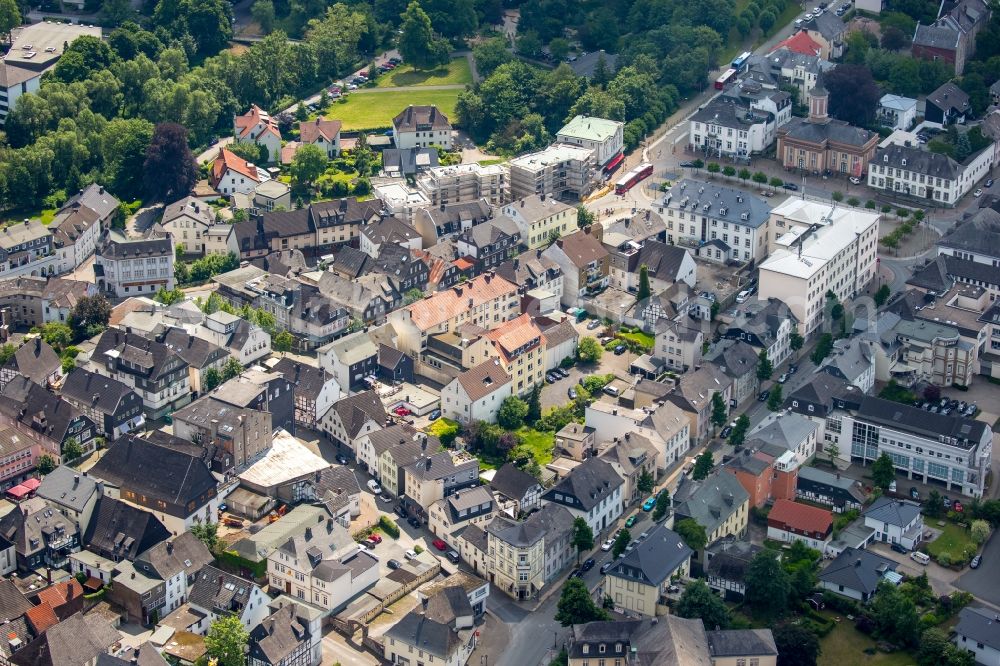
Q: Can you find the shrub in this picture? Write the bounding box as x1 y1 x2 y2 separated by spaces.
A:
897 208 910 217
379 516 400 539
414 545 424 554
822 591 861 616
865 200 877 209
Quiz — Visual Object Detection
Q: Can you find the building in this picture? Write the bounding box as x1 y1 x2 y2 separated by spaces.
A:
270 358 340 430
210 147 271 196
441 359 512 425
704 538 764 599
417 163 509 207
393 105 453 150
454 216 522 276
383 586 478 666
428 486 496 539
758 199 880 336
402 450 480 519
172 396 272 473
747 46 835 100
953 606 1000 666
483 502 575 599
556 115 624 167
543 228 610 307
8 610 119 666
925 82 972 125
705 340 760 406
211 367 296 434
745 412 819 467
411 199 491 247
938 207 1000 264
819 546 899 602
664 364 733 445
83 495 171 562
128 531 213 618
318 390 387 453
0 219 58 278
317 331 378 393
508 144 598 201
721 298 798 368
489 462 544 518
480 313 544 396
298 118 342 157
35 465 101 535
381 147 439 178
766 498 833 550
796 466 865 512
248 597 323 666
660 179 771 264
158 197 216 256
94 233 175 298
359 216 421 259
501 195 577 250
877 94 918 131
0 275 93 329
689 85 791 160
188 565 270 633
0 337 62 390
0 376 99 462
149 326 229 397
60 368 144 441
866 139 994 206
671 473 750 560
912 0 992 75
52 184 121 274
817 338 875 392
0 496 79 571
863 496 924 550
603 525 692 617
776 81 879 176
542 457 624 535
234 104 282 162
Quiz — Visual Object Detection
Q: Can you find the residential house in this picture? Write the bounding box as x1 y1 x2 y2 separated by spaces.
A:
705 339 760 406
0 275 93 329
234 104 282 162
393 105 453 150
148 326 229 396
428 486 496 539
484 502 575 599
501 195 577 250
88 435 220 534
769 31 825 57
801 11 847 58
599 436 658 507
133 531 214 616
378 343 414 384
938 206 1000 263
417 163 509 208
411 198 492 247
0 496 79 571
158 197 216 256
318 390 387 454
704 538 764 599
82 495 171 562
0 219 57 279
359 216 422 259
953 606 1000 666
172 396 272 472
441 359 512 425
51 184 120 274
925 81 972 125
298 118 341 157
556 115 624 168
912 0 991 75
311 198 384 251
381 147 439 178
726 451 783 508
0 376 98 460
376 433 435 497
248 597 323 666
0 338 62 390
355 424 429 480
402 450 480 521
60 368 144 441
454 216 522 276
543 228 610 307
877 94 918 131
868 138 995 207
489 462 543 518
688 97 778 160
210 367 296 434
542 457 624 535
651 318 703 373
721 298 797 368
555 422 597 462
796 466 865 513
270 358 340 430
35 463 99 535
9 611 119 666
819 546 899 601
606 238 696 294
383 587 478 666
863 496 923 550
539 318 578 369
745 412 819 466
817 338 875 392
665 364 732 445
508 144 598 201
188 565 270 633
93 233 175 299
210 147 271 196
766 498 833 550
202 310 272 366
480 313 545 396
604 524 693 617
671 473 750 562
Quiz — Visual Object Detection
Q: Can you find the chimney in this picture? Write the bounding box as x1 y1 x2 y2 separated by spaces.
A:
73 474 79 488
304 527 312 540
35 337 41 352
98 186 104 194
166 542 174 555
425 458 432 471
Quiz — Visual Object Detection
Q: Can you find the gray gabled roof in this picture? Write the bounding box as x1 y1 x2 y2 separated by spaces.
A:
489 463 540 501
862 496 921 528
606 525 693 587
36 465 99 513
819 546 896 595
873 143 959 181
706 629 777 658
939 207 1000 256
383 611 461 658
663 179 770 229
745 413 819 454
485 502 573 548
955 607 1000 651
673 473 750 537
542 456 623 511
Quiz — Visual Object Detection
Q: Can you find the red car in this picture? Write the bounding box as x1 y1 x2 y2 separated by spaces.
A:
954 501 964 513
366 534 383 545
394 406 411 417
432 539 447 551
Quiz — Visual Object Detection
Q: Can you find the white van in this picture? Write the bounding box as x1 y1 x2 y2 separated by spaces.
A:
736 290 752 303
910 551 930 565
367 479 382 494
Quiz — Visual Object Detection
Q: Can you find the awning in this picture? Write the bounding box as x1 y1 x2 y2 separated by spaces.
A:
5 485 29 499
21 478 40 491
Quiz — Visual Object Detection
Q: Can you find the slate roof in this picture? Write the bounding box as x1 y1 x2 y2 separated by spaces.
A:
818 338 873 385
705 537 763 583
705 339 759 379
706 629 777 658
779 115 876 148
863 496 921 528
606 524 693 587
327 245 370 279
146 326 227 370
856 395 987 448
745 413 819 453
569 616 712 665
485 502 574 548
98 235 173 260
939 207 1000 257
0 376 89 445
248 602 311 664
0 579 32 622
189 565 257 614
672 473 750 537
490 463 541 501
784 373 856 416
926 82 970 115
93 328 188 382
459 215 520 248
819 546 896 596
4 338 60 385
632 241 690 283
361 216 420 247
61 368 137 418
135 531 214 581
0 497 76 558
89 435 216 514
873 142 959 180
542 456 623 512
393 105 451 132
383 611 462 659
423 586 473 625
405 449 478 482
36 465 99 513
83 496 171 561
690 98 774 132
261 208 313 239
913 22 960 48
382 148 439 175
955 606 1000 651
330 390 387 439
803 10 846 40
271 358 331 402
664 179 771 230
10 611 120 666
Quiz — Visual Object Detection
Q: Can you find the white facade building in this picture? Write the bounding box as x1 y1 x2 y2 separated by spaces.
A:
867 140 996 206
556 115 624 167
94 233 175 298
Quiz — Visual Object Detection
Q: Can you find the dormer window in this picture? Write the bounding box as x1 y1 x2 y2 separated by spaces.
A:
599 644 606 654
883 155 888 163
901 158 907 167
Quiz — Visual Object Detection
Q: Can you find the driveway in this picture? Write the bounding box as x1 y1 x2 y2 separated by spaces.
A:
956 532 1000 606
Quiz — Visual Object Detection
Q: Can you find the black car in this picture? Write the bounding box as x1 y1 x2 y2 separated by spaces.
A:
891 542 908 554
758 390 770 402
582 558 596 572
971 555 982 569
782 182 799 191
987 178 995 188
679 160 697 168
407 516 421 528
788 364 798 374
719 426 733 439
387 559 402 570
394 505 407 518
556 368 570 378
569 569 583 579
335 453 349 465
614 344 627 355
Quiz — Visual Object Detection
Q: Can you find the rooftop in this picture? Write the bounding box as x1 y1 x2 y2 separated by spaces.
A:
557 115 623 142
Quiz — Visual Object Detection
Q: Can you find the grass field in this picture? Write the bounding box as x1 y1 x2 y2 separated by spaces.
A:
925 521 976 563
517 427 555 465
325 89 461 131
819 617 913 666
617 330 655 351
374 58 472 88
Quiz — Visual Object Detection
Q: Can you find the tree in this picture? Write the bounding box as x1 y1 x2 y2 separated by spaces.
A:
251 0 275 33
729 414 751 448
62 437 83 462
653 489 670 520
498 396 529 430
290 144 328 186
637 469 654 494
403 288 424 305
769 176 783 188
810 333 833 364
611 528 631 558
571 517 594 563
190 520 219 552
399 1 448 70
790 332 804 352
710 391 727 430
692 451 714 481
204 367 222 392
832 191 844 202
971 519 990 545
706 162 720 175
636 264 651 302
576 205 595 228
36 455 57 475
226 140 266 165
222 356 243 381
774 623 821 666
767 384 783 411
723 165 736 178
871 581 919 647
272 331 294 353
205 614 249 666
872 453 896 491
577 337 603 364
756 350 773 380
525 383 543 424
875 284 891 307
738 168 751 182
38 322 74 351
675 580 730 629
917 628 954 666
68 295 112 341
473 37 513 77
826 442 839 466
752 171 768 185
745 551 790 617
154 288 185 305
0 0 20 45
674 517 707 552
144 123 197 203
555 578 610 626
549 37 570 62
824 65 881 127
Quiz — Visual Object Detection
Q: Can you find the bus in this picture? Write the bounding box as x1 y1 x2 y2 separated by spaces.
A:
714 68 737 90
614 163 654 195
731 51 752 70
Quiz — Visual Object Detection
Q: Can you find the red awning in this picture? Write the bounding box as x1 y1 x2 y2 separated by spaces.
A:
604 153 625 172
6 485 29 498
21 478 40 491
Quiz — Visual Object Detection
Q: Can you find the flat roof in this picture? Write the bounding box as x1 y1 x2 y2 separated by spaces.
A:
557 115 623 142
509 143 594 169
7 22 102 69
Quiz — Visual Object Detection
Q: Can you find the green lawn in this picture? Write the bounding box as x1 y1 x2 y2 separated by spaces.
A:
819 617 914 666
516 427 555 465
325 89 461 131
925 521 976 563
618 330 655 351
374 58 472 88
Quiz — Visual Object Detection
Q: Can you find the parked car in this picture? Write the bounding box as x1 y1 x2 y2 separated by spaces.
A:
975 188 984 197
849 176 861 184
987 178 995 188
943 497 952 508
954 501 964 512
568 387 578 400
788 364 798 374
603 386 620 397
758 390 770 402
394 505 407 518
891 542 908 553
719 425 733 439
600 562 613 574
447 550 460 563
407 516 421 528
379 493 392 503
367 534 383 544
428 409 441 421
432 539 448 551
601 538 615 551
971 555 982 569
555 368 570 378
625 515 638 528
679 161 698 167
545 374 556 384
910 487 919 500
587 319 601 330
335 453 349 465
783 182 799 191
582 558 596 572
613 344 627 355
642 497 657 511
367 479 382 494
387 559 402 570
404 549 418 560
778 373 789 384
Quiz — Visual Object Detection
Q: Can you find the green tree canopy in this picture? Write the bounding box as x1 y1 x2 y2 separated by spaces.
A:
767 384 783 411
756 349 773 380
692 451 714 481
774 623 821 666
871 581 919 647
636 264 651 302
637 468 655 494
745 551 790 617
674 517 707 552
571 517 594 560
729 414 751 448
577 337 603 363
612 528 631 558
399 1 450 69
290 143 329 186
653 489 670 520
205 614 249 666
710 391 727 429
871 453 896 491
68 295 112 341
498 396 529 430
675 579 730 629
555 578 610 626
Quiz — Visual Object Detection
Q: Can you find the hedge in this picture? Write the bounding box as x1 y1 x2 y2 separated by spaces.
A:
217 549 268 579
379 515 400 539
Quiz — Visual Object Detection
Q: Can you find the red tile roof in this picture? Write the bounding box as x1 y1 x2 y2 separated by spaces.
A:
211 148 264 186
36 579 83 612
25 603 58 634
771 31 823 56
768 499 832 535
484 313 543 362
234 104 279 141
404 273 517 331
